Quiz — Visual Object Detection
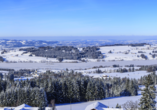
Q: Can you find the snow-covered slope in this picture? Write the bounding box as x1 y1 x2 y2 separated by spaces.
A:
1 44 157 62
0 50 78 63
99 45 157 61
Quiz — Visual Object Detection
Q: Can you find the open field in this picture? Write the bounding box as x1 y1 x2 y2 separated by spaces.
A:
2 45 157 63
0 60 157 70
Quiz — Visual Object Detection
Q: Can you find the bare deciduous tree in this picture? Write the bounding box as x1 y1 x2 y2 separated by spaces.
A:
122 100 139 110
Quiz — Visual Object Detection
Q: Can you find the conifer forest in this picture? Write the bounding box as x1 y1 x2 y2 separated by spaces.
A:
0 70 139 107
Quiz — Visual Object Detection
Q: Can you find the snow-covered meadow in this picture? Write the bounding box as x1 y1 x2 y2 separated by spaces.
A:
99 45 156 61
82 71 149 80
1 44 157 63
0 60 157 71
0 50 79 63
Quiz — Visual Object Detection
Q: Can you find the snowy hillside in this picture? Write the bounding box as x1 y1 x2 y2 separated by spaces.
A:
1 44 157 62
99 45 157 61
0 49 79 63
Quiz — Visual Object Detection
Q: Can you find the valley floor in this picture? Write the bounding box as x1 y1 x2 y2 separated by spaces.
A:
0 60 157 70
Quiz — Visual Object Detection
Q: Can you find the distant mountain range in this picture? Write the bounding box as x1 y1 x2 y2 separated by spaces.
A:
0 39 157 48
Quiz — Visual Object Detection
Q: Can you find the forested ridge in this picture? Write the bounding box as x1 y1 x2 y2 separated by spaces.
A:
19 46 104 60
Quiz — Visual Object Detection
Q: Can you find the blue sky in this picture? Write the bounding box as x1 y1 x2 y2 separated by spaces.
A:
0 0 157 39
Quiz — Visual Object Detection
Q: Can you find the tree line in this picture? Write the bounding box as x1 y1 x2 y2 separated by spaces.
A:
0 70 138 107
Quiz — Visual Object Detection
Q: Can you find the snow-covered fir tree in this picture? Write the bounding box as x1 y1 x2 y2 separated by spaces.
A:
139 75 156 110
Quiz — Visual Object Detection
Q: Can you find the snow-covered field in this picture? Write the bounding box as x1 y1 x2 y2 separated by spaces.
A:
83 71 150 80
0 50 79 63
1 44 157 63
0 60 156 70
74 67 151 80
99 45 156 61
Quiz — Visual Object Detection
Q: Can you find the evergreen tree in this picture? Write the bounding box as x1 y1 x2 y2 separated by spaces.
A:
129 80 137 96
38 88 48 108
61 80 67 103
86 81 92 101
66 80 73 103
80 79 86 101
47 80 55 103
73 80 80 102
105 88 109 98
139 75 156 110
55 81 63 103
132 67 135 72
98 79 105 99
125 79 130 92
93 83 99 100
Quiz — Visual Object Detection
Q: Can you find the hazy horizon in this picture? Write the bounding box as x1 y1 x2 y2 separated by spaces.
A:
0 36 157 41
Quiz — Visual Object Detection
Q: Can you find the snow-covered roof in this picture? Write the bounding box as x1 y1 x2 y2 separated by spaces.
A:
14 77 34 81
14 104 32 110
85 102 123 110
16 104 31 108
85 102 108 110
4 104 32 110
